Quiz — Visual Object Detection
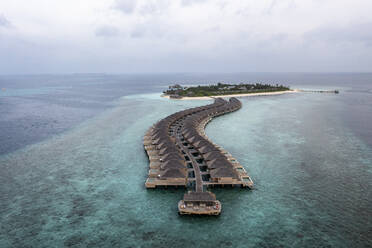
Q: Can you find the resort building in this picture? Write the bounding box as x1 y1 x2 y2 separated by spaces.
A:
143 97 253 215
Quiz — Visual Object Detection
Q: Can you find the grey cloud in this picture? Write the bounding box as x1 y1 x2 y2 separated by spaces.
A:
138 0 169 16
95 25 119 37
255 33 288 49
263 0 278 15
131 26 146 38
305 22 372 46
139 3 158 15
263 0 297 15
271 33 288 42
0 14 11 27
1 1 372 74
130 20 169 39
114 0 137 14
205 26 220 33
181 0 208 6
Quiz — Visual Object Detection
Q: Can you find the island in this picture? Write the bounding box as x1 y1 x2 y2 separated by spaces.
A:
163 82 292 99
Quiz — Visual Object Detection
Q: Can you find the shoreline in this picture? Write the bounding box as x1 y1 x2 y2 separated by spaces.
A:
161 89 298 100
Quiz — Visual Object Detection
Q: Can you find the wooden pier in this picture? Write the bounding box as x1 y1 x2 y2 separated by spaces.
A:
143 97 253 215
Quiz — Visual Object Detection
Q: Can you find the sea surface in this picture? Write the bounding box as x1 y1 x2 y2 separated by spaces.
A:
0 73 371 247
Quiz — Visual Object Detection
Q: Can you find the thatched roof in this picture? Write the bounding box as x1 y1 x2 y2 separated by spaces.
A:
203 151 226 161
186 136 197 143
198 145 218 154
160 160 186 170
183 131 199 139
157 140 175 149
206 158 232 169
159 168 187 179
210 167 237 179
151 131 169 140
193 140 210 148
159 146 179 155
183 192 216 202
161 152 184 162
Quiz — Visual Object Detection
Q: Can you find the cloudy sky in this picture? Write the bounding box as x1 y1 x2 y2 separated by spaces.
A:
0 0 372 74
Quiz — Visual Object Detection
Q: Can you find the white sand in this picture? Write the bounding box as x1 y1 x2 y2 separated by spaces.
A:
161 89 299 100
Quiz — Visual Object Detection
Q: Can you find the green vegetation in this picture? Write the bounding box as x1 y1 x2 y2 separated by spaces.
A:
164 83 290 97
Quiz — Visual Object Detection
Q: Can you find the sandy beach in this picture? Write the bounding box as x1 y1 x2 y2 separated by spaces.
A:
162 89 298 100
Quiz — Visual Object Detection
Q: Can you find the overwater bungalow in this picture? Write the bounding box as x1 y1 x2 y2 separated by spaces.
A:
158 168 187 183
178 191 221 215
209 167 239 184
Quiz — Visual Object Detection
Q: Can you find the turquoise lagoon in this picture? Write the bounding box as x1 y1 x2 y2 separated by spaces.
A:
0 74 371 247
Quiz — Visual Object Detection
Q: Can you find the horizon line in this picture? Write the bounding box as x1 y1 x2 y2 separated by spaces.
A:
1 71 372 76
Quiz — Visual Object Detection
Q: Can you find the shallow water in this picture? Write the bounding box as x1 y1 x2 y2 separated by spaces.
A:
0 74 371 247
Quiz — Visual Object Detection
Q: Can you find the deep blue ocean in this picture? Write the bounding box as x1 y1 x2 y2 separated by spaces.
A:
0 73 371 247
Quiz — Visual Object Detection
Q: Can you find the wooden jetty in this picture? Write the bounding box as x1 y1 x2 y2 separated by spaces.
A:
143 97 253 215
297 89 339 94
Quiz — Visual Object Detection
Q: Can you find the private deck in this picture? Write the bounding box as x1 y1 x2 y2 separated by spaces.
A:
143 97 253 215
